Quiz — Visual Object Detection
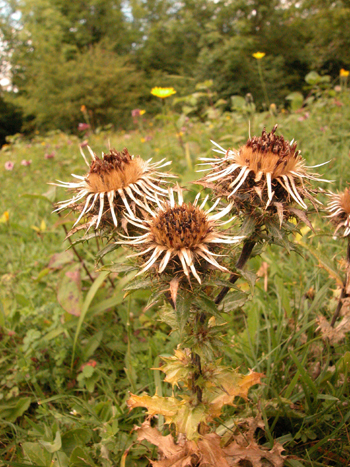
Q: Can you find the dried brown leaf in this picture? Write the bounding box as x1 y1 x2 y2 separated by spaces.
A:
133 416 286 467
317 314 350 344
223 415 286 467
170 277 180 306
273 202 284 227
289 207 314 231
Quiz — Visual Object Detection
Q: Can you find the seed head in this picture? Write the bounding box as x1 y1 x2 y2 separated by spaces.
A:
119 187 243 284
326 188 350 237
197 125 330 213
51 146 175 234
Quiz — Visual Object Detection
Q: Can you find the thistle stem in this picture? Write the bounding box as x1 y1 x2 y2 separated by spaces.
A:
330 236 350 327
59 214 94 282
215 240 256 305
257 61 270 108
191 351 203 403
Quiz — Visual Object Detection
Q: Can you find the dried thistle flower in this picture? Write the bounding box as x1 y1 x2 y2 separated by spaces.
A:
326 188 350 237
52 146 174 233
119 187 243 283
197 125 329 212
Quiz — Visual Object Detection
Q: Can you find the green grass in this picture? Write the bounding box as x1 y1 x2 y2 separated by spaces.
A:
1 91 350 466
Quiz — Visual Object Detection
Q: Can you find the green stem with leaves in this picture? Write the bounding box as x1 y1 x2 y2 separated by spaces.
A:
257 60 270 108
215 239 256 305
331 236 350 327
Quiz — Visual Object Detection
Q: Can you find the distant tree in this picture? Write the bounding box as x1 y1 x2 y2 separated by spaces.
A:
0 93 22 147
2 0 140 131
14 44 143 132
1 0 350 132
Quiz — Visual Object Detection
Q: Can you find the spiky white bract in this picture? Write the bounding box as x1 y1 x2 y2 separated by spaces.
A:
119 187 243 284
326 188 350 237
51 147 175 232
198 125 330 210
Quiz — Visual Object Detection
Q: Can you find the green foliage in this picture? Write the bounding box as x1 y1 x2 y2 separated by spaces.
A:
14 45 143 132
0 93 23 147
1 87 350 465
2 0 350 136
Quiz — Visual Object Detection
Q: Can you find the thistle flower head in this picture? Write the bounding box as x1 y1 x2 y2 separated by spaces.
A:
52 146 175 234
326 188 350 237
119 187 243 284
197 125 330 212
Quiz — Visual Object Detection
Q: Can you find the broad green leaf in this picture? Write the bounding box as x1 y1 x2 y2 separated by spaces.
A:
69 446 96 466
195 294 222 319
61 429 91 457
305 71 321 85
22 442 51 466
240 216 256 237
123 277 153 291
72 270 109 367
175 291 192 334
221 290 249 312
48 250 74 269
285 92 304 110
57 264 83 316
0 397 31 422
39 431 62 453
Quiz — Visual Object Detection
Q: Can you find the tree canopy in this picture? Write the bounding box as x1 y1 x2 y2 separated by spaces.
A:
0 0 349 135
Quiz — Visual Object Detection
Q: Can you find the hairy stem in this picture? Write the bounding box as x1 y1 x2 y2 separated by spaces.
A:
331 237 350 327
215 240 256 305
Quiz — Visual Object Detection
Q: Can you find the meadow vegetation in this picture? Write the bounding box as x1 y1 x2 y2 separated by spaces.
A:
1 79 350 466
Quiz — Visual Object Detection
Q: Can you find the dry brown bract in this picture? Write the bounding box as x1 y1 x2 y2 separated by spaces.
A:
119 187 243 283
197 125 329 211
132 417 286 467
51 146 174 233
326 188 350 237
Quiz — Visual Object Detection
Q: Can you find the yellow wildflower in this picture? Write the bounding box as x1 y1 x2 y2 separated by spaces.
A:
81 105 87 112
151 87 176 99
252 52 266 60
141 137 146 143
140 110 146 115
0 211 9 223
340 69 350 77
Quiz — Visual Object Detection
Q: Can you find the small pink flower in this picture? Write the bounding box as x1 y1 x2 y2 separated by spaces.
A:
80 140 89 148
298 113 309 122
21 159 32 166
131 108 146 118
144 135 152 142
4 161 14 170
78 123 90 131
79 360 97 371
44 152 55 159
334 99 343 107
